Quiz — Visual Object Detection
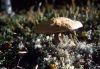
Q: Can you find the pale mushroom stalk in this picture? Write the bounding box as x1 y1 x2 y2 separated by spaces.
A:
52 33 60 45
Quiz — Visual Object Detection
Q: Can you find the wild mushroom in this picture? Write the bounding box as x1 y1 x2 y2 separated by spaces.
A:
34 17 83 45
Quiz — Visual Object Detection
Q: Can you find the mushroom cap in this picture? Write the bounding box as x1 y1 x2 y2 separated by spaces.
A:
34 17 83 34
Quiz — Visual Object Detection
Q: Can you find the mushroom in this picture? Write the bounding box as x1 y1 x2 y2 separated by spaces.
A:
34 17 83 45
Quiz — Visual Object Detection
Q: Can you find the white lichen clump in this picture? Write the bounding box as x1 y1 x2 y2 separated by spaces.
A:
34 34 94 69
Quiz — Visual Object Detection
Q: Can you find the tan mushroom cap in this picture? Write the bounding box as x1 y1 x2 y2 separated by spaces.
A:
34 17 83 34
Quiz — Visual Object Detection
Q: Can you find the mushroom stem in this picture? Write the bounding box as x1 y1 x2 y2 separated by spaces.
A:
52 33 60 45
